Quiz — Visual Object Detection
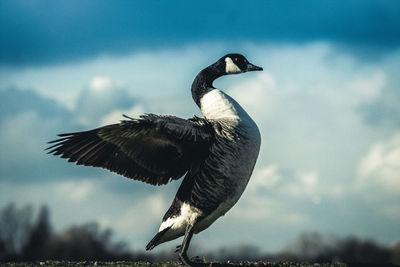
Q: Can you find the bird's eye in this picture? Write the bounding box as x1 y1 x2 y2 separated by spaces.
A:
234 58 238 62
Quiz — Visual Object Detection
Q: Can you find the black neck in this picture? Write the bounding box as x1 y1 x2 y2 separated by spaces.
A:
191 64 224 107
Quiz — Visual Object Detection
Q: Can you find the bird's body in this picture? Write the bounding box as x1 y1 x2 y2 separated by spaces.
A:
48 54 263 266
152 88 261 247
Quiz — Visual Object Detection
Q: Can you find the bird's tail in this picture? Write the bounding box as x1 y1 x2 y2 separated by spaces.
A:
145 227 170 250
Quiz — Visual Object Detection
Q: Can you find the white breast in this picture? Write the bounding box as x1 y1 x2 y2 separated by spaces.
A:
200 89 250 121
197 88 262 232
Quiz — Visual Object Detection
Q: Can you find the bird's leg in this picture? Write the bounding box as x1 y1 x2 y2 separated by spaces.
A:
178 221 201 266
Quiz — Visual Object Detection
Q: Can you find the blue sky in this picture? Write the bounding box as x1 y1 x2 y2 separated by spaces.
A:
0 0 400 254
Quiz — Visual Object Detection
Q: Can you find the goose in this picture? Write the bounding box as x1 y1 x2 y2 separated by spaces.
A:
47 53 263 266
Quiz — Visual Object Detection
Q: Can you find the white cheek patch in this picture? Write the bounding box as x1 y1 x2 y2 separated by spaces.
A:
225 57 241 74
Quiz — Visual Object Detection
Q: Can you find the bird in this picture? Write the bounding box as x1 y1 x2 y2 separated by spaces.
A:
47 53 262 266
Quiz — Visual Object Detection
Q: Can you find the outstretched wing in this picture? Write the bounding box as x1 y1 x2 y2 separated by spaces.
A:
47 114 214 185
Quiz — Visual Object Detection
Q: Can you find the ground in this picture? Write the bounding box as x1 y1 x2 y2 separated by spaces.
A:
0 261 388 267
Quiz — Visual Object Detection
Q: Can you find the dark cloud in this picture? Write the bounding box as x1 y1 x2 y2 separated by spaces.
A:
0 87 130 183
0 0 399 66
0 87 69 121
358 89 400 127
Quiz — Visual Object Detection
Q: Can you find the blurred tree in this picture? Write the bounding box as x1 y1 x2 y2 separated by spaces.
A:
21 205 52 260
0 202 139 262
47 222 131 260
334 237 391 263
281 232 392 264
0 202 398 264
391 241 400 264
0 238 6 260
0 203 33 260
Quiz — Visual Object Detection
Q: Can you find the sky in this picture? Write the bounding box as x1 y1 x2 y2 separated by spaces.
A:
0 0 400 255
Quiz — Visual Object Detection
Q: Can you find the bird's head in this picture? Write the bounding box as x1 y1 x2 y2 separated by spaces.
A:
214 53 263 75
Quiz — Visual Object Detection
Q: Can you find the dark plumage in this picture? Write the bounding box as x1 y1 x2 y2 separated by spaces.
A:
47 114 213 185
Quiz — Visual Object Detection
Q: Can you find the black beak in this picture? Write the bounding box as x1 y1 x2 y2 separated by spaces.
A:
246 62 263 72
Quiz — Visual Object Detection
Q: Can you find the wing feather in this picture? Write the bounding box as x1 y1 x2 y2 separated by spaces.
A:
47 114 214 185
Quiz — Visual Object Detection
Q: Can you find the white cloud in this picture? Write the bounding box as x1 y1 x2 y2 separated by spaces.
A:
75 76 136 127
354 132 400 221
284 170 345 201
56 179 97 202
357 132 400 195
284 171 319 199
244 163 344 215
348 70 385 101
247 164 282 192
89 76 120 92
